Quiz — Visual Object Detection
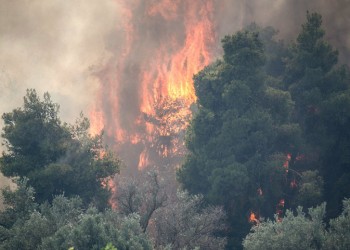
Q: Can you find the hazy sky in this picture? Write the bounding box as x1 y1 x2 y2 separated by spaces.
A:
0 0 120 124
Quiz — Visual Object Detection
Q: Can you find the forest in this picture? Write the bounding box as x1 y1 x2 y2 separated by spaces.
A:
1 12 350 250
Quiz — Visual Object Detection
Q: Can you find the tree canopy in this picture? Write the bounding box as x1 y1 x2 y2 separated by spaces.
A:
1 11 350 250
178 12 350 249
243 199 350 250
0 179 152 250
0 89 120 209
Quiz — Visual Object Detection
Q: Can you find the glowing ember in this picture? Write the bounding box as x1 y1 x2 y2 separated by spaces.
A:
101 177 117 209
290 179 297 189
283 153 292 172
278 199 285 207
249 212 259 224
275 199 285 222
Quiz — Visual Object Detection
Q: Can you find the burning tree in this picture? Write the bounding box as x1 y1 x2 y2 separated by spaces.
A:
140 96 192 169
89 0 217 174
177 28 311 248
178 11 350 248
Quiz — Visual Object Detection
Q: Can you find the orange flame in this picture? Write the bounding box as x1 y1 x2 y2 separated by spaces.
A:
249 212 259 224
89 108 104 136
139 1 215 116
101 177 117 210
90 0 217 170
138 149 150 170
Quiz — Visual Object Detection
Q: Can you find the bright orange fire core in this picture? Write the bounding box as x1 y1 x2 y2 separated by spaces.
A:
90 0 217 170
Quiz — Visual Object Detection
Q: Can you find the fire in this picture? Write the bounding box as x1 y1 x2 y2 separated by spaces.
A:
278 199 285 207
89 108 104 136
249 212 259 224
290 179 297 188
101 177 117 209
283 153 292 172
276 199 285 222
90 0 217 170
138 149 149 170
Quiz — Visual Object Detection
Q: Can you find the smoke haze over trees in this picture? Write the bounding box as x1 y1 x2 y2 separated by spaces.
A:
1 0 349 164
178 11 350 249
1 1 350 249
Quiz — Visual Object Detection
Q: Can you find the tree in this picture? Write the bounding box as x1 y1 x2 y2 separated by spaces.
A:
152 190 226 250
243 204 326 250
115 170 227 249
0 178 37 229
178 30 303 248
0 89 120 209
324 199 350 249
285 12 350 218
178 12 350 248
0 181 152 250
116 170 168 232
40 209 152 250
243 199 350 250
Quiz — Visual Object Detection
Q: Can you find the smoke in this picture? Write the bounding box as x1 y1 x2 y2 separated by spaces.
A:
0 0 349 170
91 0 350 170
0 0 120 124
217 0 350 62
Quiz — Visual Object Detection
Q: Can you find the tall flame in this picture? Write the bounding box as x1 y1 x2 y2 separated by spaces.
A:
90 0 217 171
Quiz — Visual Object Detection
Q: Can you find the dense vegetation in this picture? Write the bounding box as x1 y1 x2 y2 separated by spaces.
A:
243 199 350 250
1 12 350 250
178 12 350 249
0 91 225 249
0 89 120 209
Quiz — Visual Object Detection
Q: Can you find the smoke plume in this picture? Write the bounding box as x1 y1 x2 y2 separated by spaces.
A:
0 0 349 172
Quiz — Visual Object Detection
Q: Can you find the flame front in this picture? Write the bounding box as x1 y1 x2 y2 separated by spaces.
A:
90 0 217 171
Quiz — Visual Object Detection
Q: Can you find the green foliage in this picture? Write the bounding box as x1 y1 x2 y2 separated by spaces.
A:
285 12 338 84
179 11 350 248
222 31 265 78
295 171 323 208
0 178 37 228
244 199 350 250
102 243 118 250
178 28 301 249
0 181 82 250
284 12 350 218
0 181 152 250
40 209 151 250
324 199 350 249
243 204 327 250
0 89 120 209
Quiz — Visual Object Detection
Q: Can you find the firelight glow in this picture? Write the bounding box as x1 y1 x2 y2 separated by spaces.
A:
90 0 216 170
